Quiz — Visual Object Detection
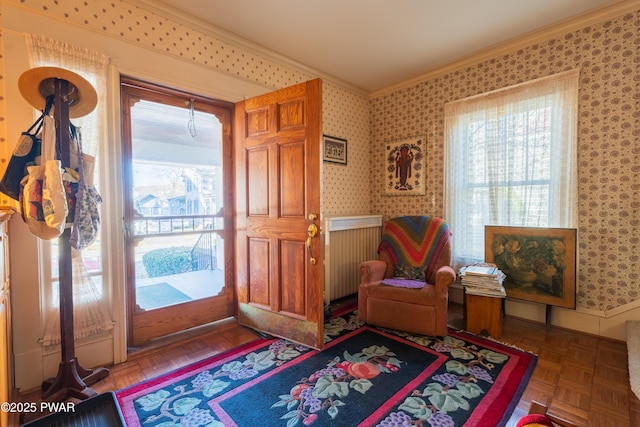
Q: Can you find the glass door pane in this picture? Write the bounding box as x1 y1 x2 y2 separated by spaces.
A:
130 100 225 310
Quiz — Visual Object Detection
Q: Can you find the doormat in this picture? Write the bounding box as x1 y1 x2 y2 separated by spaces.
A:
136 282 192 310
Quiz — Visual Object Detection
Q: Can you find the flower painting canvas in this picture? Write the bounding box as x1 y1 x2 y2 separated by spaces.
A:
485 226 577 309
385 135 426 195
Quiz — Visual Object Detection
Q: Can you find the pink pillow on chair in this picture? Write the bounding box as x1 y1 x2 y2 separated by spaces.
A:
381 277 425 289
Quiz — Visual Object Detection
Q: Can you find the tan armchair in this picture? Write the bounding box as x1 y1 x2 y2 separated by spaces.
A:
358 216 456 337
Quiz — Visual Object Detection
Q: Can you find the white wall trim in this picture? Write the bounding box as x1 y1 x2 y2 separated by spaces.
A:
325 215 383 232
371 0 640 98
128 0 368 97
449 288 640 342
504 298 639 341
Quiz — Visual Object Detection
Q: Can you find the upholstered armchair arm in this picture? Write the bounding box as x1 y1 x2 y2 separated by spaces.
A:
433 265 456 293
359 260 387 284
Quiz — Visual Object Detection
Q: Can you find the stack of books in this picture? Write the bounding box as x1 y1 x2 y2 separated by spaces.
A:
459 263 506 298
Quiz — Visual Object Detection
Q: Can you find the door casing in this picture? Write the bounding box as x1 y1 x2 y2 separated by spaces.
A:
121 77 236 346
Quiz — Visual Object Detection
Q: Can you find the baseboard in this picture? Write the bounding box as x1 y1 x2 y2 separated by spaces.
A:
451 286 640 342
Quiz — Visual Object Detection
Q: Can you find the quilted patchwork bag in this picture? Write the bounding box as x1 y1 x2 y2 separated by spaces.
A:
20 115 67 239
0 98 51 201
69 127 101 250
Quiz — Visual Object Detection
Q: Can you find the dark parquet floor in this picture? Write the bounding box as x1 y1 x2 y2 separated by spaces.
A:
17 300 640 426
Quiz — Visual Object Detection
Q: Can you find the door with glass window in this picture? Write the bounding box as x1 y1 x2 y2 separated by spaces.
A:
121 78 234 346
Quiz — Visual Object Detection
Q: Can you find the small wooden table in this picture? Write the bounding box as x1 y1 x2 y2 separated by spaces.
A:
464 293 503 338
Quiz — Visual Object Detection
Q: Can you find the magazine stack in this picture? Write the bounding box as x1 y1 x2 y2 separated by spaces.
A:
459 263 506 298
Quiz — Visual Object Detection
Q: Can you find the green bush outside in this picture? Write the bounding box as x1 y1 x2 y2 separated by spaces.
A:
142 246 194 278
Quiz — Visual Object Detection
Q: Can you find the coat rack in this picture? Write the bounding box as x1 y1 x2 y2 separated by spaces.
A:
18 68 110 401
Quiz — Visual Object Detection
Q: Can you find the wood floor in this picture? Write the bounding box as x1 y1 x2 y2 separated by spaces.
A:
18 302 640 426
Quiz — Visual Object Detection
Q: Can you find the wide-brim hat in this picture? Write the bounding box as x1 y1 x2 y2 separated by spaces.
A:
18 66 97 118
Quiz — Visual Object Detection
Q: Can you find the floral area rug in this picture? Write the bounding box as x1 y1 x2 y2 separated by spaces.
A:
116 312 536 426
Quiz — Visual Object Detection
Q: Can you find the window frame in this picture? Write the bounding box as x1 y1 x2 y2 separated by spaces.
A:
444 70 579 270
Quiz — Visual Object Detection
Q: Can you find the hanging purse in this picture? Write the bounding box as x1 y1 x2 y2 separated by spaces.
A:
69 126 101 250
0 96 53 201
20 114 67 239
42 124 69 230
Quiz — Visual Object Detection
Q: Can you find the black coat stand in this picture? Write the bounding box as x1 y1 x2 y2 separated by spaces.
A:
40 78 109 401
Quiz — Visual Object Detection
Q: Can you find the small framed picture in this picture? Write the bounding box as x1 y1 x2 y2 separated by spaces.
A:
323 135 347 165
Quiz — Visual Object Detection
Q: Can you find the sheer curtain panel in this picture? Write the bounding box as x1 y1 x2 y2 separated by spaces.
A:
444 70 579 270
24 34 113 346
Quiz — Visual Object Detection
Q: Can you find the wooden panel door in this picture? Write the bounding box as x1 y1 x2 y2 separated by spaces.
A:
235 79 324 348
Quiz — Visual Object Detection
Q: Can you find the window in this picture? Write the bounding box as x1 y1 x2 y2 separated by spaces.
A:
25 33 112 346
444 70 579 270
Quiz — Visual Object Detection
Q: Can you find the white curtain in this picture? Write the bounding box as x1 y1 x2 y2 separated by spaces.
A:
24 34 113 346
444 70 579 271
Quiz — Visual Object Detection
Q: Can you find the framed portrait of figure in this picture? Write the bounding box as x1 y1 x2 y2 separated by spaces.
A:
384 135 426 196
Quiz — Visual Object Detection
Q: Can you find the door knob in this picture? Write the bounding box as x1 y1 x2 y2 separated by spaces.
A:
307 223 318 238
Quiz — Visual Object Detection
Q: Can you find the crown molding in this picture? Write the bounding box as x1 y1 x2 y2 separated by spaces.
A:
10 0 635 100
370 0 640 99
129 0 369 97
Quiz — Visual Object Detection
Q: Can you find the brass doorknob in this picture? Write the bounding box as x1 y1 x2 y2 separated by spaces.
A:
307 222 318 265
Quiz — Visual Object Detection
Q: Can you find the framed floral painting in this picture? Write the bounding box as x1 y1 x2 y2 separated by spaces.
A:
384 135 426 196
485 226 577 309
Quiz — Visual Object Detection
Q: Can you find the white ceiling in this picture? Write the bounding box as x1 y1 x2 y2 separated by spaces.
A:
148 0 620 93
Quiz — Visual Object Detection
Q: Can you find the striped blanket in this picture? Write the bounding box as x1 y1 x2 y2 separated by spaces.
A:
378 216 451 282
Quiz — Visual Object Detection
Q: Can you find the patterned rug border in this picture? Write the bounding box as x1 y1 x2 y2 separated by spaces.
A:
447 326 538 356
116 337 272 399
117 315 537 427
206 326 450 426
438 328 538 426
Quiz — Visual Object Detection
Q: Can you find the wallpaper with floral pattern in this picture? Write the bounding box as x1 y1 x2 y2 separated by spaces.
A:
370 10 640 312
0 0 372 218
1 1 639 312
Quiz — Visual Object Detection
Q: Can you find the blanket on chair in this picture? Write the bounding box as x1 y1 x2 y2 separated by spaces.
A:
378 216 451 282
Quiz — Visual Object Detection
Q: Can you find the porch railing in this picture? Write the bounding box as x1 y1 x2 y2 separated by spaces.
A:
133 214 219 238
133 214 220 271
191 232 216 270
